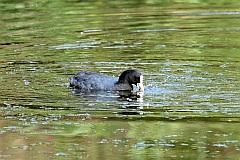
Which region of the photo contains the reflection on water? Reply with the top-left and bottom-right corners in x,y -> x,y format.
70,89 -> 144,102
0,0 -> 240,159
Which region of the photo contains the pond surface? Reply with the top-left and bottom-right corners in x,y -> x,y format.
0,0 -> 240,159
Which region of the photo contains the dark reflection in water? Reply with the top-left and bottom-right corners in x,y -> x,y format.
70,89 -> 144,102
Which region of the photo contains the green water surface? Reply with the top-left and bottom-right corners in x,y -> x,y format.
0,0 -> 239,159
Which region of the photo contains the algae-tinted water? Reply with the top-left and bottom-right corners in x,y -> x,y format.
0,0 -> 239,159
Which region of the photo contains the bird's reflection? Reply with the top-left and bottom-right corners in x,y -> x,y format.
69,88 -> 144,102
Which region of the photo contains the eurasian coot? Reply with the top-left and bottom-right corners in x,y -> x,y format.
69,70 -> 144,92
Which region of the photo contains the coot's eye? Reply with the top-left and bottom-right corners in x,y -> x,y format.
135,76 -> 139,83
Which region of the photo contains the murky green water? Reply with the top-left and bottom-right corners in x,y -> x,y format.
0,0 -> 240,159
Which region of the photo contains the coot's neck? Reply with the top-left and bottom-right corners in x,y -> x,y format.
114,81 -> 133,91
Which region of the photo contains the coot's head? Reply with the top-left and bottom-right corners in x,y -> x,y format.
117,70 -> 144,92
